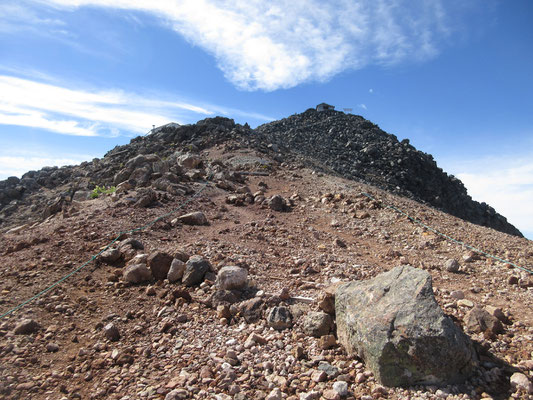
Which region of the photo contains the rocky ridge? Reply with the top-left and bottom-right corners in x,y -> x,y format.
0,110 -> 522,237
253,109 -> 522,237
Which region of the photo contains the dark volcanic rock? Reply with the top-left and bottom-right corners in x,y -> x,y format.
182,256 -> 211,286
254,109 -> 522,237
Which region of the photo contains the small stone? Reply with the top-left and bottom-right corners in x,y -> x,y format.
145,286 -> 157,296
450,290 -> 465,300
268,195 -> 288,212
318,362 -> 339,378
123,263 -> 152,283
318,292 -> 335,314
484,305 -> 507,323
216,266 -> 248,290
457,299 -> 474,308
334,238 -> 346,248
14,319 -> 40,335
279,287 -> 291,300
508,276 -> 519,285
444,258 -> 460,273
302,311 -> 333,337
322,389 -> 340,400
299,392 -> 321,400
319,334 -> 337,349
200,366 -> 213,379
333,381 -> 348,397
177,211 -> 208,226
182,256 -> 211,286
266,306 -> 293,330
103,323 -> 120,342
266,388 -> 282,400
217,305 -> 232,319
167,258 -> 186,282
147,251 -> 174,281
355,372 -> 366,384
46,342 -> 59,352
510,372 -> 533,394
311,370 -> 327,382
99,248 -> 122,264
116,353 -> 134,365
293,344 -> 305,360
465,307 -> 504,334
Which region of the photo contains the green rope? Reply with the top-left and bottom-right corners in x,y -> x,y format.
0,179 -> 212,320
361,192 -> 533,275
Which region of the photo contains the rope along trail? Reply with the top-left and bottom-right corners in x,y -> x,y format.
361,192 -> 533,275
0,179 -> 212,320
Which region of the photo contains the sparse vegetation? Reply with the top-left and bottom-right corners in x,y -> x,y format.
90,185 -> 116,199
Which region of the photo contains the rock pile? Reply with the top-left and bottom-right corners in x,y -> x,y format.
254,109 -> 522,236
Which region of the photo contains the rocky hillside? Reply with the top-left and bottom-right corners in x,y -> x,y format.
0,110 -> 522,237
0,121 -> 532,399
254,109 -> 522,237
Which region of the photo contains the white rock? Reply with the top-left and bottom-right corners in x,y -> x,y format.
266,388 -> 282,400
510,372 -> 533,393
333,381 -> 348,396
216,266 -> 248,290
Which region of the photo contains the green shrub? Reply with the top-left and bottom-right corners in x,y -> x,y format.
90,185 -> 116,199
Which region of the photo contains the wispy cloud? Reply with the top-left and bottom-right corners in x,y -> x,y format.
358,104 -> 368,110
0,71 -> 274,137
0,74 -> 218,137
445,154 -> 533,239
31,0 -> 465,91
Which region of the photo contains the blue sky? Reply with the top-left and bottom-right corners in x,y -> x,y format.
0,0 -> 532,239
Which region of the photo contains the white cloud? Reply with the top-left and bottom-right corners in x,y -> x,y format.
0,153 -> 94,180
0,74 -> 218,137
369,88 -> 374,94
447,155 -> 533,239
358,104 -> 367,110
32,0 -> 460,91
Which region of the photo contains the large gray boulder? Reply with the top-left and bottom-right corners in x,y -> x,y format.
335,265 -> 477,387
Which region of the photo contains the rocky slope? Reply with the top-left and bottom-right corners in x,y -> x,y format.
0,124 -> 532,400
253,109 -> 522,237
0,110 -> 522,238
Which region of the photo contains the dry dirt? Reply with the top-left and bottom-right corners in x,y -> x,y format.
0,147 -> 532,400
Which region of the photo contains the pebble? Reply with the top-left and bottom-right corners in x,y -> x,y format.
265,388 -> 282,400
457,299 -> 474,308
103,323 -> 121,341
444,258 -> 460,272
333,381 -> 348,396
14,318 -> 41,335
510,372 -> 533,393
46,342 -> 59,352
299,392 -> 321,400
311,370 -> 327,382
450,290 -> 465,300
322,389 -> 341,400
